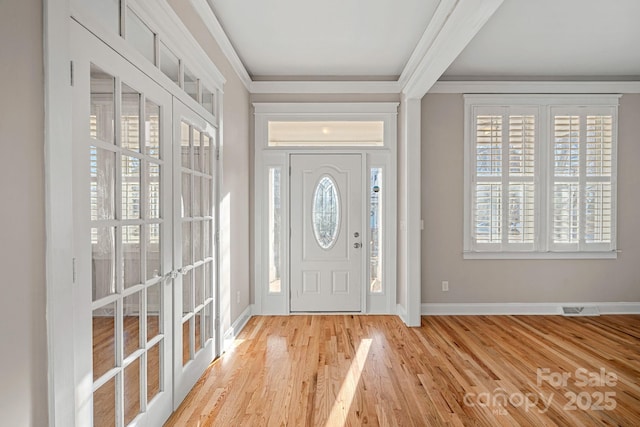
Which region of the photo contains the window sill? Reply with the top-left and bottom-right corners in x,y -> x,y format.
463,251 -> 619,260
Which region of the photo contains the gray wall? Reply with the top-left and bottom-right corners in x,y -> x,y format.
0,0 -> 48,425
168,0 -> 251,332
421,93 -> 640,303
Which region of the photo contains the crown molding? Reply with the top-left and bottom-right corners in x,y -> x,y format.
400,0 -> 504,99
190,0 -> 252,91
250,80 -> 401,94
430,80 -> 640,94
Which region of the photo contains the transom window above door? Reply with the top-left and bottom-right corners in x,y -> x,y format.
268,121 -> 384,146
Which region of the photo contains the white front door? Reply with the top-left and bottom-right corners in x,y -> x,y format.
290,154 -> 364,312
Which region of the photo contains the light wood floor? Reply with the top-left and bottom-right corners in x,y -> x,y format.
165,315 -> 640,426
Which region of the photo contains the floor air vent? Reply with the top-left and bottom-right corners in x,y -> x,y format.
562,306 -> 600,316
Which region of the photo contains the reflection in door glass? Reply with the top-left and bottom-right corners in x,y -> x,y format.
312,176 -> 340,249
90,64 -> 115,144
370,168 -> 383,293
121,83 -> 141,152
268,168 -> 281,293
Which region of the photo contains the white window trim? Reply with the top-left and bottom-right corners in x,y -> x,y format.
463,94 -> 621,260
253,103 -> 398,315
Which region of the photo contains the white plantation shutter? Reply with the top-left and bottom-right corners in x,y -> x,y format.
464,95 -> 618,258
550,108 -> 616,251
471,107 -> 537,251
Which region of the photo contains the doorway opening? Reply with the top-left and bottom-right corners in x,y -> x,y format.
253,103 -> 398,315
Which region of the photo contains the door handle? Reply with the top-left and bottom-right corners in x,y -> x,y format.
353,242 -> 362,249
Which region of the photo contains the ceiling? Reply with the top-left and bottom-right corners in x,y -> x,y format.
208,0 -> 439,79
443,0 -> 640,79
207,0 -> 640,82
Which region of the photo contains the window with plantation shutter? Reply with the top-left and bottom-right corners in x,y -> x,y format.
464,95 -> 619,259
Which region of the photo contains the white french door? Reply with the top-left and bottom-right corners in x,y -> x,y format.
71,20 -> 219,426
172,100 -> 219,407
72,21 -> 174,426
290,154 -> 364,312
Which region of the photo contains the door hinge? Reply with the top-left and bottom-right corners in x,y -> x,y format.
215,230 -> 220,243
72,257 -> 76,283
216,148 -> 220,161
289,165 -> 292,176
70,61 -> 74,86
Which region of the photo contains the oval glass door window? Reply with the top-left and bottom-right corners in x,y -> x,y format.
312,176 -> 340,249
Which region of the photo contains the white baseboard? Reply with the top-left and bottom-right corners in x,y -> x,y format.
396,304 -> 408,324
222,305 -> 253,353
421,302 -> 640,316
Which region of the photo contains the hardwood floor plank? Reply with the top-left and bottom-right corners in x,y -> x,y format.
164,315 -> 640,426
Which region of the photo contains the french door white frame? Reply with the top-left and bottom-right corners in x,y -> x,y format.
46,2 -> 225,424
172,99 -> 221,408
253,103 -> 399,315
71,20 -> 175,426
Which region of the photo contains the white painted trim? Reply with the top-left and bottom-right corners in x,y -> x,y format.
421,302 -> 640,316
431,81 -> 640,94
396,304 -> 408,324
44,0 -> 76,425
190,0 -> 252,90
222,305 -> 252,353
401,0 -> 505,98
130,0 -> 226,89
250,80 -> 401,94
253,102 -> 400,115
400,96 -> 421,327
398,0 -> 457,89
463,251 -> 619,260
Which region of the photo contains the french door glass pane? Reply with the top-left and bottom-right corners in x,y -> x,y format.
123,225 -> 141,288
193,129 -> 202,172
194,265 -> 204,307
146,223 -> 161,280
93,375 -> 116,427
182,222 -> 192,266
181,122 -> 191,168
147,342 -> 161,403
159,42 -> 179,86
123,292 -> 142,358
202,178 -> 211,218
204,302 -> 213,340
147,162 -> 160,219
182,321 -> 191,366
182,270 -> 192,315
181,173 -> 191,218
193,176 -> 201,217
91,147 -> 116,221
194,312 -> 202,354
93,302 -> 116,381
90,64 -> 115,144
202,87 -> 215,115
205,261 -> 212,300
126,7 -> 155,64
145,100 -> 160,158
193,221 -> 202,262
203,220 -> 211,258
146,283 -> 161,342
121,83 -> 141,152
122,156 -> 141,219
124,357 -> 141,425
92,227 -> 116,301
203,136 -> 212,175
184,67 -> 198,102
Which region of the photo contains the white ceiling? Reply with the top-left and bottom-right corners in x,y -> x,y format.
208,0 -> 439,79
443,0 -> 640,79
207,0 -> 640,82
